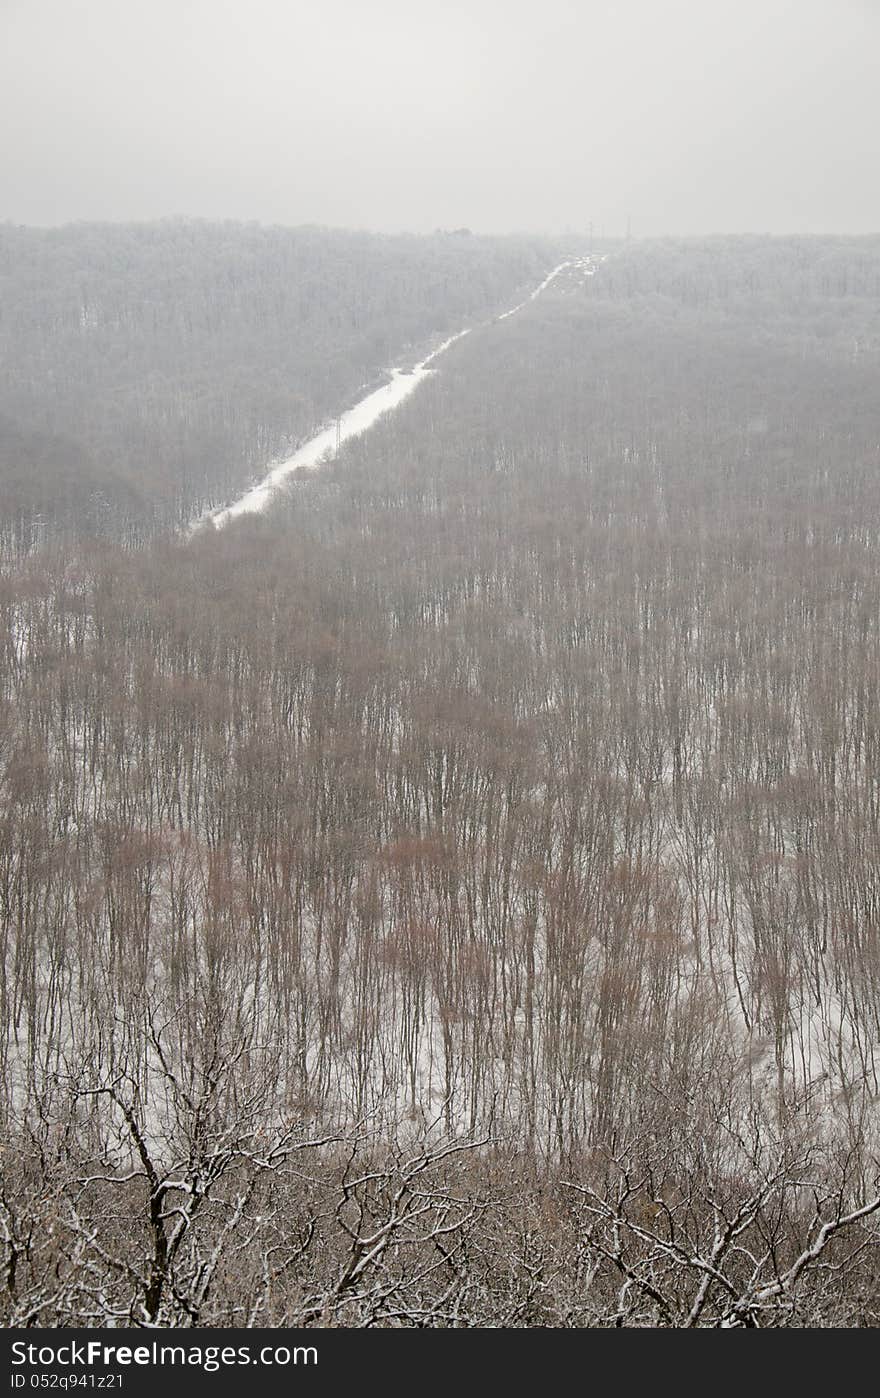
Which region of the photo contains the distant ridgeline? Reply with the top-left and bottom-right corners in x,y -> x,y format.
0,221 -> 555,547
2,228 -> 879,554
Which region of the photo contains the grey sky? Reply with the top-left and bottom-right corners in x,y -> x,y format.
2,0 -> 877,235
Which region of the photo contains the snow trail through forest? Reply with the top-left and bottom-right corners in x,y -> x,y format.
195,257 -> 596,531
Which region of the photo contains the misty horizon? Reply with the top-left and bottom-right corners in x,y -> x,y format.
2,0 -> 878,238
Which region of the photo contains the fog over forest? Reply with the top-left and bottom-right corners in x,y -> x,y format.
1,0 -> 880,1345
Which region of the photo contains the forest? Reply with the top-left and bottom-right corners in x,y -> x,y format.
0,222 -> 554,540
2,231 -> 880,1326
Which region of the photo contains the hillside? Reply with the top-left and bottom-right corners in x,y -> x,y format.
3,235 -> 880,1326
0,221 -> 557,541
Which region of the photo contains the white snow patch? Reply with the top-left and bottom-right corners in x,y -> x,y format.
496,259 -> 581,321
191,256 -> 606,533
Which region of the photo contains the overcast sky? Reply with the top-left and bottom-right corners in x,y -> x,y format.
2,0 -> 877,236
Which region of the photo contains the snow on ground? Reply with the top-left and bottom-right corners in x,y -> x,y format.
200,329 -> 472,530
495,259 -> 575,320
193,256 -> 602,533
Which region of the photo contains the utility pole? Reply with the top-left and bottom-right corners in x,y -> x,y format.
335,417 -> 341,457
